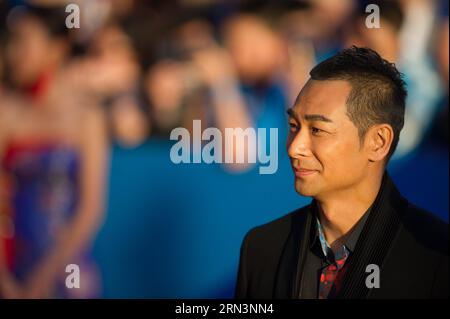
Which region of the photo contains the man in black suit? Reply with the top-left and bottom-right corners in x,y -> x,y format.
235,46 -> 449,299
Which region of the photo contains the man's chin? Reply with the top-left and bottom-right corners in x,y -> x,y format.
294,182 -> 317,197
295,189 -> 316,197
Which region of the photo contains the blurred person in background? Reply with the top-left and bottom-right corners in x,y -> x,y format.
144,17 -> 215,137
221,10 -> 290,147
275,1 -> 317,104
345,0 -> 444,159
0,42 -> 4,93
82,22 -> 150,148
0,4 -> 108,298
427,0 -> 449,146
0,0 -> 7,91
304,0 -> 356,60
60,0 -> 158,148
273,0 -> 356,62
145,14 -> 255,171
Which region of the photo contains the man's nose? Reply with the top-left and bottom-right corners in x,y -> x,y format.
287,129 -> 311,159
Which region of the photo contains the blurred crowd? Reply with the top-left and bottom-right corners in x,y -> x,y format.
0,0 -> 448,298
0,0 -> 448,149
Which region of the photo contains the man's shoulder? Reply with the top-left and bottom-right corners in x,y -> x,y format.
401,202 -> 449,255
244,204 -> 311,247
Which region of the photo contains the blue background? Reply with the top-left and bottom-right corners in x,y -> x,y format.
93,135 -> 448,298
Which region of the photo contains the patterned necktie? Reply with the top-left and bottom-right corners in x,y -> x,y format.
316,217 -> 350,299
318,248 -> 349,299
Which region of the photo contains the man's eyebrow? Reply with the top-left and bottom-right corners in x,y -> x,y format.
286,109 -> 333,123
304,114 -> 333,123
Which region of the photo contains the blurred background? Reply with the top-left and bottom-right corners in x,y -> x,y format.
0,0 -> 448,298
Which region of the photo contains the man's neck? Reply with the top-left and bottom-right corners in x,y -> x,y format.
315,172 -> 383,246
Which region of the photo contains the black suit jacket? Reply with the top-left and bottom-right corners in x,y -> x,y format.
235,172 -> 449,299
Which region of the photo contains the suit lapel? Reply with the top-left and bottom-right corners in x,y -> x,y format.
336,172 -> 408,299
273,205 -> 312,298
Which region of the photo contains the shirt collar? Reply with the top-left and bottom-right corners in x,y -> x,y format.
310,203 -> 372,260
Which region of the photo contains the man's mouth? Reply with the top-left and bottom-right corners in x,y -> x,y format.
292,167 -> 317,177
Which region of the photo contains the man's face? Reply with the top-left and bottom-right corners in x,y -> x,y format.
287,79 -> 369,199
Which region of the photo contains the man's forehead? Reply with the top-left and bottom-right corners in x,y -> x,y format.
291,79 -> 352,119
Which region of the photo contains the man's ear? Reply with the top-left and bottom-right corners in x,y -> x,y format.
366,124 -> 394,163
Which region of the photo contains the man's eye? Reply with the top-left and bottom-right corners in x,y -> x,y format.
311,127 -> 323,135
289,122 -> 298,130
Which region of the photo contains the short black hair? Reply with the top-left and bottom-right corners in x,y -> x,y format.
309,46 -> 407,162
